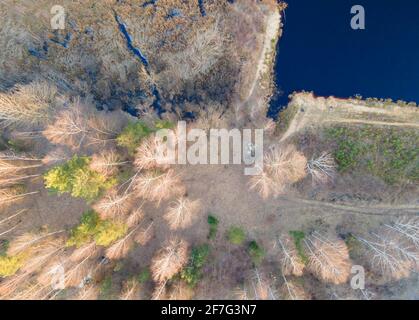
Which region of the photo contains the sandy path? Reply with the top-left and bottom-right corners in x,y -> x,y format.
243,8 -> 281,103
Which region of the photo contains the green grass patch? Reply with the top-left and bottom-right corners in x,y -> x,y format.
289,230 -> 308,265
6,139 -> 29,153
207,215 -> 219,240
180,244 -> 211,287
277,104 -> 298,135
247,241 -> 265,266
325,126 -> 419,184
344,233 -> 363,260
0,240 -> 9,257
154,120 -> 175,130
0,136 -> 8,151
99,276 -> 114,300
138,268 -> 151,284
227,227 -> 246,245
117,121 -> 153,155
116,120 -> 175,155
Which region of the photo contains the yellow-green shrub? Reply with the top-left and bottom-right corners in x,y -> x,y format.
66,210 -> 127,248
94,221 -> 128,247
0,254 -> 25,277
44,155 -> 116,201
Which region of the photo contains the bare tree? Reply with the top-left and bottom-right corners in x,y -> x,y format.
134,135 -> 174,171
34,241 -> 99,291
307,152 -> 336,186
164,197 -> 201,230
280,274 -> 310,300
249,115 -> 276,137
105,223 -> 143,260
13,284 -> 49,300
236,269 -> 277,300
385,217 -> 419,248
36,259 -> 66,289
1,237 -> 66,299
18,239 -> 65,276
151,281 -> 168,300
358,235 -> 412,280
234,287 -> 250,300
0,209 -> 27,237
250,269 -> 277,300
0,188 -> 38,208
277,236 -> 305,276
134,169 -> 185,205
167,281 -> 194,300
0,81 -> 57,127
162,23 -> 223,81
192,104 -> 231,132
5,277 -> 61,300
43,101 -> 89,149
358,288 -> 375,301
41,148 -> 70,166
77,285 -> 100,300
151,238 -> 188,283
7,230 -> 65,256
69,242 -> 99,263
358,217 -> 419,280
134,221 -> 154,246
0,159 -> 42,186
0,159 -> 42,175
265,144 -> 307,184
0,151 -> 43,162
93,190 -> 134,220
125,206 -> 144,228
249,144 -> 307,198
0,209 -> 26,227
248,168 -> 277,199
0,272 -> 29,299
64,256 -> 95,289
45,103 -> 126,150
304,232 -> 351,284
90,150 -> 128,178
119,279 -> 139,300
86,111 -> 126,147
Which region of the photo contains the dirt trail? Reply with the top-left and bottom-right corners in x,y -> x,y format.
324,118 -> 419,128
280,196 -> 419,216
280,92 -> 419,142
244,9 -> 281,102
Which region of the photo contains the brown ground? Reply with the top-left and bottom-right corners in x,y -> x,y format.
1,0 -> 418,300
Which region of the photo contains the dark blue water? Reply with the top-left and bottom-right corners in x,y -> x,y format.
142,0 -> 157,7
115,15 -> 150,68
198,0 -> 207,17
50,31 -> 72,48
268,0 -> 419,118
114,14 -> 163,116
